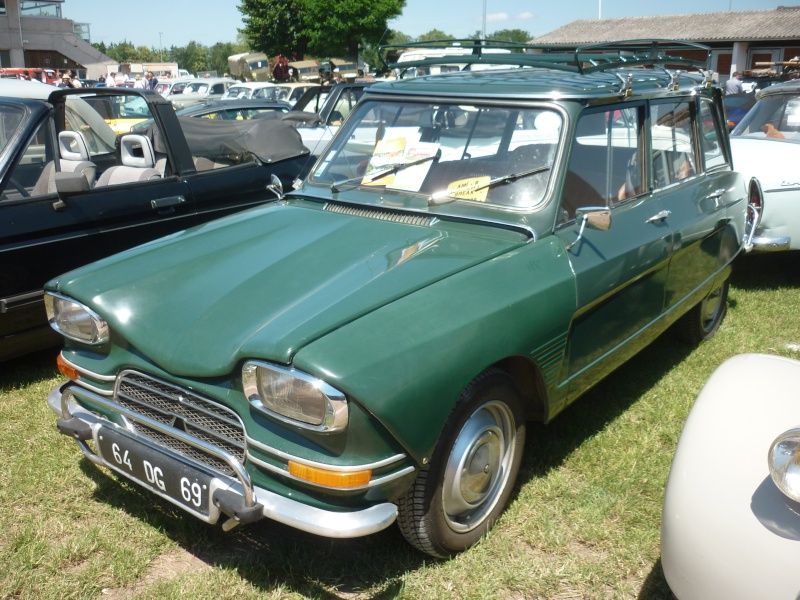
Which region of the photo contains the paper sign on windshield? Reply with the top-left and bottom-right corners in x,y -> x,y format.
445,177 -> 491,202
362,137 -> 406,186
388,142 -> 440,191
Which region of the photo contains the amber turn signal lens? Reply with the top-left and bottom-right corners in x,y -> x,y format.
56,354 -> 80,380
288,461 -> 372,488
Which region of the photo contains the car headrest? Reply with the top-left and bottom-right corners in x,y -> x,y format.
58,130 -> 91,161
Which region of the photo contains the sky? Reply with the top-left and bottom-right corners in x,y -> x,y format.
64,0 -> 783,51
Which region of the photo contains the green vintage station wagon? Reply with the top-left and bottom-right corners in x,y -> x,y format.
45,40 -> 755,557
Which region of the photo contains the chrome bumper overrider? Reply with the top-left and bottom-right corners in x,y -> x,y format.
750,235 -> 791,252
47,383 -> 398,538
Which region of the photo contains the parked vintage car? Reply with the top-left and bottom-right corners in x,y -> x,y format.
730,79 -> 800,251
154,78 -> 193,97
168,77 -> 237,109
44,40 -> 752,557
662,353 -> 800,599
0,82 -> 311,361
289,81 -> 373,155
221,81 -> 276,100
175,99 -> 292,120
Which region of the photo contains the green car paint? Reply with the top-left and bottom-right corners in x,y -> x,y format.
44,41 -> 752,556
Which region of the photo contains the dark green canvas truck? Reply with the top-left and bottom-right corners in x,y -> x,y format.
44,40 -> 757,557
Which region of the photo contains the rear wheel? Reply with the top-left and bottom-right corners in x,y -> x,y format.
396,369 -> 526,558
679,279 -> 729,344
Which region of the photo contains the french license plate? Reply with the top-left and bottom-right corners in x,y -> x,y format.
96,426 -> 213,517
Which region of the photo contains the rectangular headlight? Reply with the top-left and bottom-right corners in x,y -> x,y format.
242,361 -> 347,433
44,292 -> 109,345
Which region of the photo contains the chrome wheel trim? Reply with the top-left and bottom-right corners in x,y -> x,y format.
441,400 -> 517,533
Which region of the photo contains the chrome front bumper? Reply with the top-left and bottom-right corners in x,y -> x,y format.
47,383 -> 398,538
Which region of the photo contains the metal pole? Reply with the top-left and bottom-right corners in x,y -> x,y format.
482,0 -> 487,39
159,32 -> 163,62
599,0 -> 602,19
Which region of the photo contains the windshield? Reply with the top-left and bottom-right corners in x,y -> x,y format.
186,82 -> 210,94
0,103 -> 25,155
732,91 -> 800,140
310,100 -> 562,209
223,86 -> 252,99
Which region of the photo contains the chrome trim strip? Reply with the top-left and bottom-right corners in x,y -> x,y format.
57,383 -> 255,507
246,434 -> 407,472
246,450 -> 416,491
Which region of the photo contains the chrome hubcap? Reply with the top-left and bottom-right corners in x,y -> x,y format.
701,286 -> 723,331
442,400 -> 516,533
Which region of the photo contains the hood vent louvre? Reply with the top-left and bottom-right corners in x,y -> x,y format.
325,202 -> 432,226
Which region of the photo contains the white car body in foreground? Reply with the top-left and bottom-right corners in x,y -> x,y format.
662,353 -> 800,600
729,80 -> 800,252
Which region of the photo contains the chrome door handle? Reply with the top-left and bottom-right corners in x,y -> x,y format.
705,188 -> 726,200
646,210 -> 671,224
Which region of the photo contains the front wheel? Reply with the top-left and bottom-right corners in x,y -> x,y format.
679,279 -> 729,344
396,369 -> 526,558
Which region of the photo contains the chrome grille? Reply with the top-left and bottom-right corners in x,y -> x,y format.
114,371 -> 245,477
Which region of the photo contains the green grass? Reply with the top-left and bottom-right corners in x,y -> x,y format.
3,251 -> 800,599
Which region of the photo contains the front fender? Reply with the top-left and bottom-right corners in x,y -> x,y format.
293,236 -> 576,464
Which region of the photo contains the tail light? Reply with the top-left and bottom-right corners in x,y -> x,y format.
748,178 -> 763,212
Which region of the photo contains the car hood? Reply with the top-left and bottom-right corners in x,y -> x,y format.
53,202 -> 523,377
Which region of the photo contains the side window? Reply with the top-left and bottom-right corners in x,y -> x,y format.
560,106 -> 643,223
698,99 -> 727,170
1,117 -> 55,201
651,101 -> 698,189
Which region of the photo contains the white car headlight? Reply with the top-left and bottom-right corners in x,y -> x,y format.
768,428 -> 800,503
44,292 -> 109,345
242,361 -> 347,433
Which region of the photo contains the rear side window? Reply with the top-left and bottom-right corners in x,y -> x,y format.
651,101 -> 698,189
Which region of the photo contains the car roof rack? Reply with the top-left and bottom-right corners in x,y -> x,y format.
379,38 -> 710,77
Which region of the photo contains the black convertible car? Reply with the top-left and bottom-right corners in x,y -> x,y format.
0,81 -> 313,360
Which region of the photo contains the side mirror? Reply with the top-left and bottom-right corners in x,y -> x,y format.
566,207 -> 611,251
51,171 -> 91,210
266,174 -> 284,199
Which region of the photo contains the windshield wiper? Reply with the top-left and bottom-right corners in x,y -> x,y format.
330,149 -> 441,194
428,165 -> 551,206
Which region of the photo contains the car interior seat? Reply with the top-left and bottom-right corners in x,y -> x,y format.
31,130 -> 97,195
96,134 -> 160,186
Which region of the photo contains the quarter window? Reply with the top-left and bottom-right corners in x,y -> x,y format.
699,99 -> 727,170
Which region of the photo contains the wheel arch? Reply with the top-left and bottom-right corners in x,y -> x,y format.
491,355 -> 549,423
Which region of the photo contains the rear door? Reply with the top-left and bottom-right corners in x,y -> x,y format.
554,104 -> 673,399
655,95 -> 740,311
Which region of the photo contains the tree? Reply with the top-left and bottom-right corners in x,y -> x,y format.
361,29 -> 412,74
417,29 -> 454,42
170,41 -> 209,75
238,0 -> 309,58
489,29 -> 532,44
208,41 -> 248,76
303,0 -> 405,58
